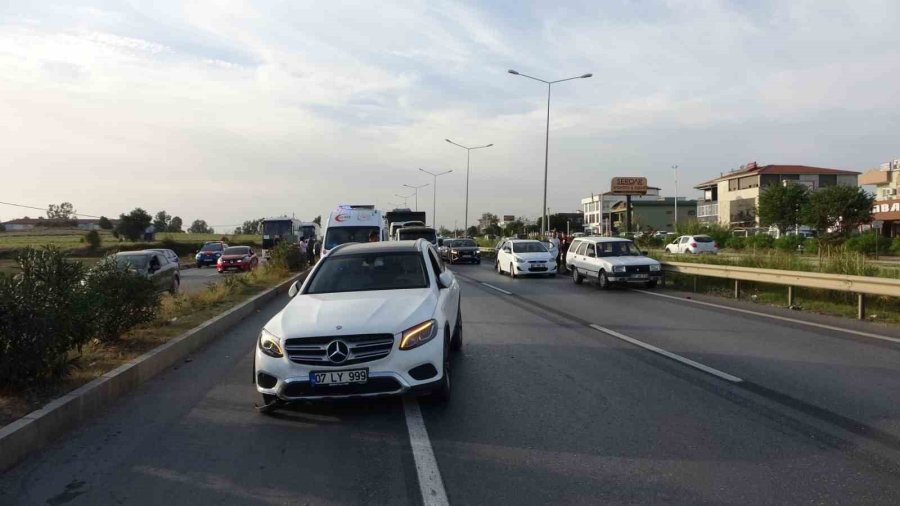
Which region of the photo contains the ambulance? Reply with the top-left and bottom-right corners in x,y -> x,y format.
321,205 -> 386,257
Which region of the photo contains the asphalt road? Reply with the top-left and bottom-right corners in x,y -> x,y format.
4,263 -> 900,504
179,266 -> 226,294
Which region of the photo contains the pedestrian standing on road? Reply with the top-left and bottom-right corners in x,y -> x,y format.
559,234 -> 569,273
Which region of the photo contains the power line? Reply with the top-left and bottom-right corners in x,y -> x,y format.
0,200 -> 103,219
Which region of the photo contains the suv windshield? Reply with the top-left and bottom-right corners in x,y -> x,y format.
223,247 -> 250,255
512,242 -> 548,253
324,226 -> 380,250
450,239 -> 476,248
305,252 -> 428,294
596,241 -> 643,256
201,243 -> 223,252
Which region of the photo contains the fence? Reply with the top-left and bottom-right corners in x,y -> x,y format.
661,261 -> 900,319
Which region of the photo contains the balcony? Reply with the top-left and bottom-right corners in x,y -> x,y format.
697,202 -> 718,218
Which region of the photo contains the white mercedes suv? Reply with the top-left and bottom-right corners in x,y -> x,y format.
254,239 -> 462,411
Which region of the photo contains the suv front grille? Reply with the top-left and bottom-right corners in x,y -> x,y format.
284,334 -> 395,366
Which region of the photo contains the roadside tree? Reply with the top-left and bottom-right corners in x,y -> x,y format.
98,216 -> 113,229
758,184 -> 809,235
168,216 -> 183,232
153,210 -> 172,233
115,208 -> 153,241
802,185 -> 874,237
47,202 -> 76,220
188,219 -> 213,234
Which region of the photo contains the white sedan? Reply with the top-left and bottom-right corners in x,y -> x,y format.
254,239 -> 462,411
495,239 -> 557,278
664,235 -> 719,254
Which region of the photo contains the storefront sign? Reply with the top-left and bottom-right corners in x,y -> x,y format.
872,198 -> 900,220
610,177 -> 648,195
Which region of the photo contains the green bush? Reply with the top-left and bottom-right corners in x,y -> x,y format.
803,238 -> 819,254
269,242 -> 307,272
774,235 -> 805,252
892,237 -> 900,256
84,230 -> 102,250
636,236 -> 663,249
0,247 -> 92,387
724,236 -> 746,250
745,234 -> 774,249
83,258 -> 160,342
845,231 -> 891,256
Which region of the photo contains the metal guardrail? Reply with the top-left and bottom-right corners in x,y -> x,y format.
661,261 -> 900,319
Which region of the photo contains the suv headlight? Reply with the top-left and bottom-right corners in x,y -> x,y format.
612,265 -> 626,272
649,264 -> 661,271
258,329 -> 284,358
400,319 -> 437,350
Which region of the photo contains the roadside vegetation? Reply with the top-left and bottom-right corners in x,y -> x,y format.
0,242 -> 307,428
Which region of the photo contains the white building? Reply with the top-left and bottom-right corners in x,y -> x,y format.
582,187 -> 687,233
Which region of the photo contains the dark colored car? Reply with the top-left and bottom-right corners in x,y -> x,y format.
147,248 -> 180,272
113,251 -> 180,294
195,241 -> 228,267
443,238 -> 481,264
217,246 -> 259,273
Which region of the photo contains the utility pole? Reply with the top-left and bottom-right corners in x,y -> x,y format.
673,164 -> 679,232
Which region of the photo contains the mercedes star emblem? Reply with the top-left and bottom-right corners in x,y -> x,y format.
326,340 -> 350,364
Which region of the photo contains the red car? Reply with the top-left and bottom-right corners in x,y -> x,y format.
217,246 -> 259,273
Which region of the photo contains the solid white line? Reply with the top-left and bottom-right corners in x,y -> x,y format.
634,289 -> 900,345
589,324 -> 744,383
403,397 -> 449,506
480,282 -> 513,295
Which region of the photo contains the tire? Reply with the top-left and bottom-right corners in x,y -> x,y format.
430,330 -> 451,402
475,260 -> 481,265
645,280 -> 658,289
496,260 -> 502,275
196,263 -> 202,269
450,304 -> 463,352
598,271 -> 611,290
169,276 -> 180,295
510,264 -> 516,279
572,267 -> 584,285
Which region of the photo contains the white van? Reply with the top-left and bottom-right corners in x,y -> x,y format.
321,205 -> 385,257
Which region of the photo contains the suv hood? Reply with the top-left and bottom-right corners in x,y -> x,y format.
602,255 -> 660,266
266,288 -> 437,339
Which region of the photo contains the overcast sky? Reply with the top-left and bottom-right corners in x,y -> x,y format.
3,0 -> 900,231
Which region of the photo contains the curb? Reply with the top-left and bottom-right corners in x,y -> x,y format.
0,269 -> 309,472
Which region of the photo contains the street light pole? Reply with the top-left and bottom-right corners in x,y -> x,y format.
445,139 -> 493,236
508,69 -> 592,237
402,183 -> 429,212
419,168 -> 453,229
672,164 -> 679,231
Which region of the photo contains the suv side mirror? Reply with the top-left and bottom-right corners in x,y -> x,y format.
438,271 -> 454,289
288,281 -> 300,298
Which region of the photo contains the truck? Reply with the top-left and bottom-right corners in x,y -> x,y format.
385,209 -> 427,240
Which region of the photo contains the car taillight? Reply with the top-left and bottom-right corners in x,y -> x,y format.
690,242 -> 697,248
217,257 -> 223,264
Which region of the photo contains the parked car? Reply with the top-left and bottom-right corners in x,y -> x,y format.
195,241 -> 228,267
113,250 -> 180,294
566,237 -> 661,289
664,235 -> 718,254
147,248 -> 180,271
217,246 -> 259,273
443,238 -> 481,264
253,239 -> 461,410
495,239 -> 556,277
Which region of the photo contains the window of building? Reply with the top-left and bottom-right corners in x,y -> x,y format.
819,174 -> 837,187
738,176 -> 758,190
688,210 -> 696,216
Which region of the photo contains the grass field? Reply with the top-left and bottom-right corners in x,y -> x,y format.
0,229 -> 261,254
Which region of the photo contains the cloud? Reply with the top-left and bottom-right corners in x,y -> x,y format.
2,0 -> 900,229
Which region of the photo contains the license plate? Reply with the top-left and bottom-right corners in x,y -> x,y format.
310,368 -> 368,385
631,273 -> 649,279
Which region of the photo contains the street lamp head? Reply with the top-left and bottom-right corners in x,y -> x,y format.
486,143 -> 494,147
581,73 -> 593,78
444,139 -> 452,143
508,69 -> 519,75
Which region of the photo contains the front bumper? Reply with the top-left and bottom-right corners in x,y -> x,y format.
217,262 -> 251,272
516,263 -> 557,275
450,252 -> 480,263
255,333 -> 445,401
608,271 -> 663,283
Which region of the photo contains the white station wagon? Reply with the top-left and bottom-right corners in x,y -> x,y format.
565,237 -> 662,289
